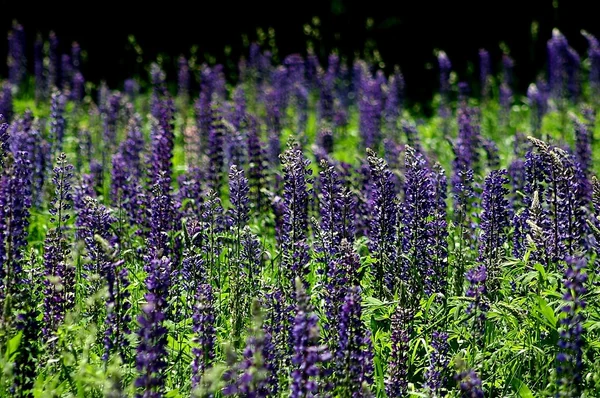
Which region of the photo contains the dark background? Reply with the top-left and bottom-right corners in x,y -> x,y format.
1,0 -> 598,107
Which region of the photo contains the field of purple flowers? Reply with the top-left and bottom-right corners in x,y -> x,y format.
1,22 -> 600,397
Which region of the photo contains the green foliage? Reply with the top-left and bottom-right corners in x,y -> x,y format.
2,54 -> 600,398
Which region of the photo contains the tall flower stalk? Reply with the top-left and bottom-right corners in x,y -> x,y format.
386,306 -> 413,397
228,165 -> 251,340
290,279 -> 331,398
333,286 -> 373,396
315,159 -> 355,273
0,151 -> 33,324
556,256 -> 587,398
42,153 -> 75,340
280,143 -> 312,288
135,256 -> 172,398
366,148 -> 397,298
191,283 -> 216,389
401,146 -> 436,303
478,170 -> 510,298
424,331 -> 450,397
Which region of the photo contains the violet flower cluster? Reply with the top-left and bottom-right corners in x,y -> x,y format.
334,286 -> 373,396
386,306 -> 413,397
290,279 -> 331,398
280,143 -> 312,287
135,256 -> 172,398
42,153 -> 75,340
455,369 -> 484,398
0,150 -> 33,298
556,256 -> 587,397
366,148 -> 397,297
191,283 -> 216,389
478,169 -> 510,296
401,146 -> 437,300
424,331 -> 450,397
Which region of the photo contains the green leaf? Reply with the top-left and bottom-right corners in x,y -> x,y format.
4,331 -> 23,361
363,296 -> 384,307
423,293 -> 437,313
533,262 -> 546,279
511,377 -> 534,398
535,296 -> 557,329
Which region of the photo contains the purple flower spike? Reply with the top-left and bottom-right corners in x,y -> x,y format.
104,260 -> 131,362
466,264 -> 488,335
229,164 -> 250,231
42,154 -> 75,340
572,115 -> 592,177
334,286 -> 373,396
280,143 -> 312,287
479,49 -> 491,99
222,301 -> 277,397
34,35 -> 45,102
48,31 -> 60,89
148,172 -> 178,259
358,69 -> 383,150
316,159 -> 354,263
191,283 -> 216,388
402,146 -> 439,300
0,151 -> 33,297
0,83 -> 14,124
49,89 -> 67,154
583,31 -> 600,100
424,331 -> 450,396
290,279 -> 331,398
7,23 -> 26,87
178,56 -> 190,100
438,51 -> 452,119
455,369 -> 484,398
366,148 -> 397,297
527,83 -> 547,136
207,105 -> 225,193
478,169 -> 510,295
384,67 -> 404,136
135,256 -> 172,398
556,256 -> 587,397
386,306 -> 413,397
547,29 -> 580,101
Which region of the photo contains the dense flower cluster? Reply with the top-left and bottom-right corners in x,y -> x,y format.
556,256 -> 587,397
49,89 -> 66,154
290,280 -> 331,398
0,151 -> 32,286
386,306 -> 413,397
478,169 -> 510,296
401,146 -> 437,300
455,369 -> 484,398
191,283 -> 216,388
424,331 -> 450,397
334,286 -> 373,396
366,148 -> 397,297
42,153 -> 75,339
136,256 -> 172,398
280,143 -> 312,287
2,23 -> 600,398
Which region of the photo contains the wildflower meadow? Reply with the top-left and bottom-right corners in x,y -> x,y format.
0,21 -> 599,397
